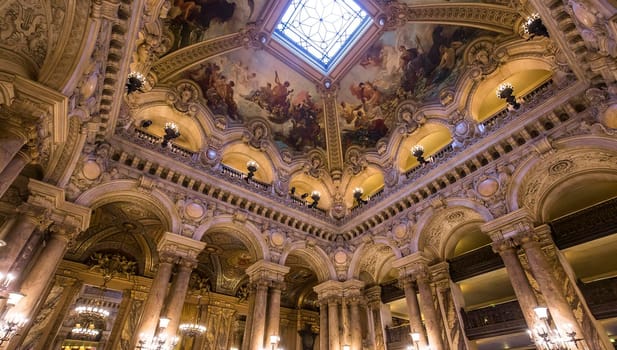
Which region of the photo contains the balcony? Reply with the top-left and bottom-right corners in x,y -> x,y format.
460,300 -> 527,340
578,277 -> 617,320
448,245 -> 504,282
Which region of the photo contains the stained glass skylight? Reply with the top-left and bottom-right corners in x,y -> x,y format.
274,0 -> 371,73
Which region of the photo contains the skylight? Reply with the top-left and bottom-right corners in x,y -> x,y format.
274,0 -> 371,73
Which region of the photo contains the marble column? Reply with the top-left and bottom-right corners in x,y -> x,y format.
492,239 -> 539,329
319,301 -> 328,350
135,255 -> 174,341
365,286 -> 385,350
349,297 -> 363,350
250,280 -> 269,350
0,203 -> 47,274
327,297 -> 341,350
7,225 -> 75,320
416,271 -> 444,350
0,151 -> 31,199
242,285 -> 256,350
401,277 -> 428,349
266,281 -> 285,341
519,233 -> 586,339
164,259 -> 196,336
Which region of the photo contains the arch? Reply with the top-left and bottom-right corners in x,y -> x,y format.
220,142 -> 275,183
70,227 -> 155,277
196,215 -> 269,261
281,241 -> 336,282
468,55 -> 555,122
75,179 -> 182,234
416,203 -> 488,260
348,238 -> 401,282
396,122 -> 453,172
508,136 -> 617,220
441,220 -> 489,259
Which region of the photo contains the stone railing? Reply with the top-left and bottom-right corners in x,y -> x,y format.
578,277 -> 617,320
460,300 -> 527,340
448,245 -> 504,282
550,196 -> 617,249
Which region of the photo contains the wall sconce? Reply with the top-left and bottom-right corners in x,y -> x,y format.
126,72 -> 146,94
246,160 -> 259,182
162,122 -> 181,147
523,13 -> 549,39
0,314 -> 28,346
411,145 -> 433,165
496,83 -> 521,110
528,306 -> 582,350
270,335 -> 280,350
353,187 -> 368,206
308,191 -> 320,209
136,317 -> 178,350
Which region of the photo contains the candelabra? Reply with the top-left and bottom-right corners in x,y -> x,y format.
126,72 -> 146,94
496,83 -> 521,110
523,13 -> 549,39
162,122 -> 181,147
0,315 -> 28,346
411,145 -> 433,165
246,160 -> 259,182
353,187 -> 368,206
308,191 -> 320,209
528,307 -> 582,350
71,323 -> 100,338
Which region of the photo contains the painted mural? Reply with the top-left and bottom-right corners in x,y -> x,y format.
186,50 -> 326,153
338,24 -> 490,153
164,0 -> 267,51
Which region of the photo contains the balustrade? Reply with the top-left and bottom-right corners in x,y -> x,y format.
460,300 -> 527,340
447,245 -> 504,282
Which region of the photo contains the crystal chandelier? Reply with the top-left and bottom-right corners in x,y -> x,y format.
179,293 -> 207,338
71,323 -> 100,338
126,72 -> 146,94
162,122 -> 181,147
74,304 -> 110,319
179,323 -> 206,337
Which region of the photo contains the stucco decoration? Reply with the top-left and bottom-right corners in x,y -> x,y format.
416,206 -> 485,259
514,147 -> 617,218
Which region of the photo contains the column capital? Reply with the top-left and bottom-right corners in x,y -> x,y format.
246,260 -> 289,284
342,279 -> 365,296
481,208 -> 536,242
157,231 -> 206,261
392,251 -> 432,279
177,257 -> 199,270
313,279 -> 343,300
429,261 -> 449,283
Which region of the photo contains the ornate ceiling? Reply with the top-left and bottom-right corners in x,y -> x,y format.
118,0 -> 553,225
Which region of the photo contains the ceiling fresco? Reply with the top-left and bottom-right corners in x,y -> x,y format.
184,49 -> 327,153
337,24 -> 493,153
164,0 -> 268,51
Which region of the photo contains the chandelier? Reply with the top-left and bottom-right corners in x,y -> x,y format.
179,323 -> 206,337
74,305 -> 110,320
71,323 -> 100,338
179,293 -> 207,338
353,187 -> 368,206
528,307 -> 582,350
